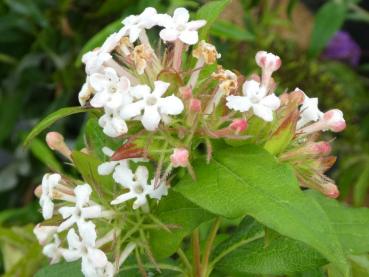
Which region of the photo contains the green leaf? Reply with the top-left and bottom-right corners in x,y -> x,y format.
214,217 -> 327,275
149,191 -> 214,259
85,116 -> 121,160
353,162 -> 369,206
71,151 -> 115,198
76,20 -> 122,67
308,2 -> 347,58
307,191 -> 369,255
196,0 -> 231,40
24,107 -> 89,146
35,261 -> 82,277
175,143 -> 349,275
210,20 -> 255,42
28,138 -> 62,172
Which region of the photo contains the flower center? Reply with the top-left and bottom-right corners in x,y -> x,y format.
109,85 -> 118,94
134,184 -> 144,194
177,24 -> 186,32
75,207 -> 82,218
146,96 -> 158,106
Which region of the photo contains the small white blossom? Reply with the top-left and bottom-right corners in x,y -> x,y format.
98,108 -> 128,138
297,91 -> 323,129
40,173 -> 62,220
158,8 -> 206,45
90,67 -> 132,110
111,165 -> 168,209
120,81 -> 184,131
33,224 -> 58,245
82,50 -> 112,75
43,234 -> 63,264
226,80 -> 280,122
121,7 -> 159,43
62,222 -> 109,277
58,184 -> 102,232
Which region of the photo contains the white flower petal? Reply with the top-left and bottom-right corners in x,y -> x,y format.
62,249 -> 81,262
90,92 -> 109,108
179,30 -> 198,45
135,166 -> 149,185
75,184 -> 92,206
159,28 -> 178,42
260,94 -> 280,110
111,191 -> 136,205
81,206 -> 102,219
57,216 -> 76,232
98,161 -> 117,175
41,197 -> 54,220
159,95 -> 184,115
90,73 -> 108,92
67,228 -> 82,249
153,81 -> 170,97
87,248 -> 108,268
113,163 -> 134,187
142,105 -> 161,131
226,96 -> 251,112
120,101 -> 145,120
187,20 -> 207,30
252,104 -> 274,122
59,206 -> 75,219
173,7 -> 189,24
78,221 -> 97,247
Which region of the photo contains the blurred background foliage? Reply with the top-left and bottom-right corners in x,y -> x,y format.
0,0 -> 369,276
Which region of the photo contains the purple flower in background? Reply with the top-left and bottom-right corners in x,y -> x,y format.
322,31 -> 361,66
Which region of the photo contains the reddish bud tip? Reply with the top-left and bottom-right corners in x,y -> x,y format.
311,142 -> 331,155
189,98 -> 202,112
180,86 -> 192,100
230,119 -> 248,132
170,148 -> 189,168
325,185 -> 340,199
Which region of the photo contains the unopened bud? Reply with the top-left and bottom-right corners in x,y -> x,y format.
33,224 -> 58,245
309,141 -> 331,155
255,51 -> 282,73
34,185 -> 42,198
46,132 -> 72,160
323,109 -> 346,132
189,98 -> 202,112
230,119 -> 248,133
170,148 -> 189,168
322,183 -> 340,199
180,86 -> 192,100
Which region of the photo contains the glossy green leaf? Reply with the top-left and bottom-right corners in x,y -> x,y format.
85,116 -> 121,161
28,138 -> 62,172
149,191 -> 214,259
71,151 -> 115,198
175,144 -> 349,275
196,0 -> 231,40
307,191 -> 369,255
24,107 -> 89,146
35,261 -> 82,277
308,2 -> 347,58
210,20 -> 255,42
214,217 -> 326,275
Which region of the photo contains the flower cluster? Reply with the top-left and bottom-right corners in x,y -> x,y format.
33,6 -> 346,277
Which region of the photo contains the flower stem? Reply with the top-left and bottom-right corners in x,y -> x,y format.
177,248 -> 192,274
173,40 -> 184,72
201,217 -> 220,277
192,229 -> 202,277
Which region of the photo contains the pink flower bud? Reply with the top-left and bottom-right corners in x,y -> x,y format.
180,86 -> 192,100
170,148 -> 189,168
46,132 -> 72,160
310,141 -> 331,155
230,119 -> 248,132
323,183 -> 340,199
189,98 -> 202,112
323,109 -> 346,132
255,51 -> 282,73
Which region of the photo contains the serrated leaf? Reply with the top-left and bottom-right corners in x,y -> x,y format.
35,261 -> 82,277
308,2 -> 347,58
196,0 -> 231,40
214,218 -> 326,275
149,191 -> 214,259
24,107 -> 89,146
174,143 -> 349,275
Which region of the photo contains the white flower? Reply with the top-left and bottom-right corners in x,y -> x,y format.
40,173 -> 62,220
158,8 -> 206,45
120,81 -> 184,131
226,80 -> 280,122
90,67 -> 132,110
98,108 -> 128,138
121,7 -> 158,43
100,32 -> 124,53
33,224 -> 58,245
111,165 -> 168,209
43,234 -> 63,264
79,77 -> 94,106
62,222 -> 109,277
82,50 -> 112,75
297,90 -> 323,129
58,184 -> 102,232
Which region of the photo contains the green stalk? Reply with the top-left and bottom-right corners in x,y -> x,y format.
201,217 -> 221,277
